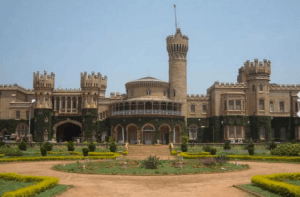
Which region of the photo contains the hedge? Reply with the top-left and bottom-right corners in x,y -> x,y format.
87,152 -> 119,156
180,152 -> 216,159
0,155 -> 119,163
251,173 -> 300,196
0,154 -> 4,158
122,150 -> 128,155
171,150 -> 177,155
0,172 -> 59,197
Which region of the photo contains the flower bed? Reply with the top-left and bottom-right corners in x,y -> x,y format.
88,152 -> 119,156
251,172 -> 300,197
0,172 -> 59,197
0,155 -> 119,163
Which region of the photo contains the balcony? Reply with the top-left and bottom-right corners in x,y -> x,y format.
111,109 -> 181,116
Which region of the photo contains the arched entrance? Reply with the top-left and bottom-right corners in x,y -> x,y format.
159,124 -> 171,145
174,125 -> 181,143
115,125 -> 124,143
53,120 -> 82,142
142,124 -> 155,145
126,124 -> 138,144
0,129 -> 8,140
15,123 -> 29,142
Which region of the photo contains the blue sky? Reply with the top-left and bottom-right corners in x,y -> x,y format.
0,0 -> 299,96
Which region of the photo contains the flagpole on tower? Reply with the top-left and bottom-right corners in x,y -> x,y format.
174,5 -> 177,30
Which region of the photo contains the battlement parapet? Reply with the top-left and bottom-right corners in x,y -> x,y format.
81,71 -> 107,89
0,84 -> 34,93
110,92 -> 125,99
33,71 -> 55,89
187,93 -> 210,100
207,82 -> 246,93
269,83 -> 300,90
240,59 -> 271,76
166,28 -> 189,57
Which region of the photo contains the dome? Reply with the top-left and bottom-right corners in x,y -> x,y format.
126,76 -> 168,84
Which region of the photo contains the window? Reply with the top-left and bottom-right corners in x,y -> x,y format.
189,126 -> 197,140
201,119 -> 209,127
259,127 -> 265,139
270,102 -> 274,112
252,85 -> 255,92
236,100 -> 241,110
191,105 -> 195,113
224,100 -> 227,110
280,127 -> 286,139
16,111 -> 20,119
202,105 -> 207,113
146,90 -> 151,95
236,126 -> 242,138
279,102 -> 285,112
26,111 -> 30,120
260,84 -> 263,91
259,99 -> 264,110
229,126 -> 234,138
229,100 -> 234,110
131,90 -> 134,97
173,89 -> 176,97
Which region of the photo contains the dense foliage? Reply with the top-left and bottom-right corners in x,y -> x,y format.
40,147 -> 47,156
109,137 -> 117,152
181,135 -> 188,152
67,141 -> 75,151
82,148 -> 89,156
18,141 -> 27,151
42,142 -> 53,151
141,155 -> 162,169
223,141 -> 231,150
271,143 -> 300,156
88,142 -> 96,152
0,146 -> 23,156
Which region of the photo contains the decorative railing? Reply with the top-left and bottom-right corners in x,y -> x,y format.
112,110 -> 182,116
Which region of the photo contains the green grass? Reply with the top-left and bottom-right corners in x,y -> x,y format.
52,158 -> 249,175
0,179 -> 70,197
240,184 -> 281,197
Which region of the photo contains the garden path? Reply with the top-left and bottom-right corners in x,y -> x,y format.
126,145 -> 176,160
1,161 -> 300,197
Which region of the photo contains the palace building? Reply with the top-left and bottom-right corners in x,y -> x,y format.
0,28 -> 300,144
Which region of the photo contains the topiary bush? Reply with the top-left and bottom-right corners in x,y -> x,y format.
181,135 -> 189,152
2,147 -> 23,156
224,141 -> 231,150
42,142 -> 53,151
18,141 -> 27,151
271,143 -> 300,156
203,145 -> 211,152
82,148 -> 89,156
67,141 -> 75,151
210,148 -> 217,155
269,141 -> 277,150
248,148 -> 255,155
109,137 -> 117,152
88,142 -> 96,152
40,147 -> 47,156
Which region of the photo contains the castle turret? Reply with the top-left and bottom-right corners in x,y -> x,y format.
33,71 -> 55,109
167,28 -> 189,117
80,71 -> 107,109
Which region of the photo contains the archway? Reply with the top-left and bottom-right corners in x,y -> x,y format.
53,120 -> 82,142
142,124 -> 155,145
174,125 -> 181,143
56,123 -> 81,142
126,124 -> 138,144
115,125 -> 124,143
159,124 -> 171,144
0,129 -> 8,140
15,123 -> 29,142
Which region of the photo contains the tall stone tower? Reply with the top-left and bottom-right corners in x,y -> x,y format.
167,28 -> 189,117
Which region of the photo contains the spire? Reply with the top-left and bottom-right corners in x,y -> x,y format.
174,5 -> 178,31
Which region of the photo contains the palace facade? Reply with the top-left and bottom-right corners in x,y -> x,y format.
0,28 -> 300,144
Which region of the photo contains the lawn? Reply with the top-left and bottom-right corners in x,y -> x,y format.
52,158 -> 249,175
0,179 -> 70,197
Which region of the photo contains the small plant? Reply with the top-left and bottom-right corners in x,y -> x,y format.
83,141 -> 88,145
198,157 -> 216,167
67,141 -> 75,151
269,141 -> 277,150
82,148 -> 89,156
122,150 -> 128,155
171,150 -> 177,155
203,145 -> 211,152
40,147 -> 47,156
42,142 -> 53,151
223,141 -> 231,150
18,140 -> 27,151
88,142 -> 96,152
141,155 -> 162,169
210,148 -> 217,155
215,155 -> 229,164
109,137 -> 117,152
248,148 -> 255,155
181,135 -> 188,152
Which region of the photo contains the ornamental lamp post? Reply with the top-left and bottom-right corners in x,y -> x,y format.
28,99 -> 36,145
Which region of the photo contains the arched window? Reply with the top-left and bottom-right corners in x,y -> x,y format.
189,125 -> 197,140
260,84 -> 263,91
191,105 -> 195,113
252,85 -> 255,92
202,105 -> 207,113
146,90 -> 151,95
279,102 -> 285,112
16,111 -> 20,119
259,127 -> 265,139
259,99 -> 264,110
280,127 -> 286,139
270,102 -> 274,112
173,89 -> 176,97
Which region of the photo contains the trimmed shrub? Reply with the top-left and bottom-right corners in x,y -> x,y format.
109,137 -> 117,152
67,141 -> 75,151
181,144 -> 188,152
40,147 -> 47,156
223,141 -> 231,150
210,148 -> 217,155
171,150 -> 177,155
4,148 -> 23,156
271,143 -> 300,156
203,145 -> 211,152
122,150 -> 128,155
18,141 -> 27,151
248,148 -> 255,155
141,155 -> 162,169
82,148 -> 89,156
88,142 -> 96,152
42,142 -> 53,151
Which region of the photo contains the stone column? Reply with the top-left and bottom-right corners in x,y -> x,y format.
76,97 -> 79,113
234,126 -> 237,139
144,102 -> 145,114
122,127 -> 125,143
59,97 -> 62,113
64,96 -> 67,113
71,97 -> 73,113
151,102 -> 153,114
54,97 -> 57,111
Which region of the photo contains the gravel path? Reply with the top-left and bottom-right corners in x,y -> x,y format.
0,146 -> 299,197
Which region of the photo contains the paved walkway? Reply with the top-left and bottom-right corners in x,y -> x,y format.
126,145 -> 176,160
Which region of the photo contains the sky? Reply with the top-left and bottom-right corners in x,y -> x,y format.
0,0 -> 300,96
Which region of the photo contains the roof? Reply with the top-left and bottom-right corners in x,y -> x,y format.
126,76 -> 168,84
